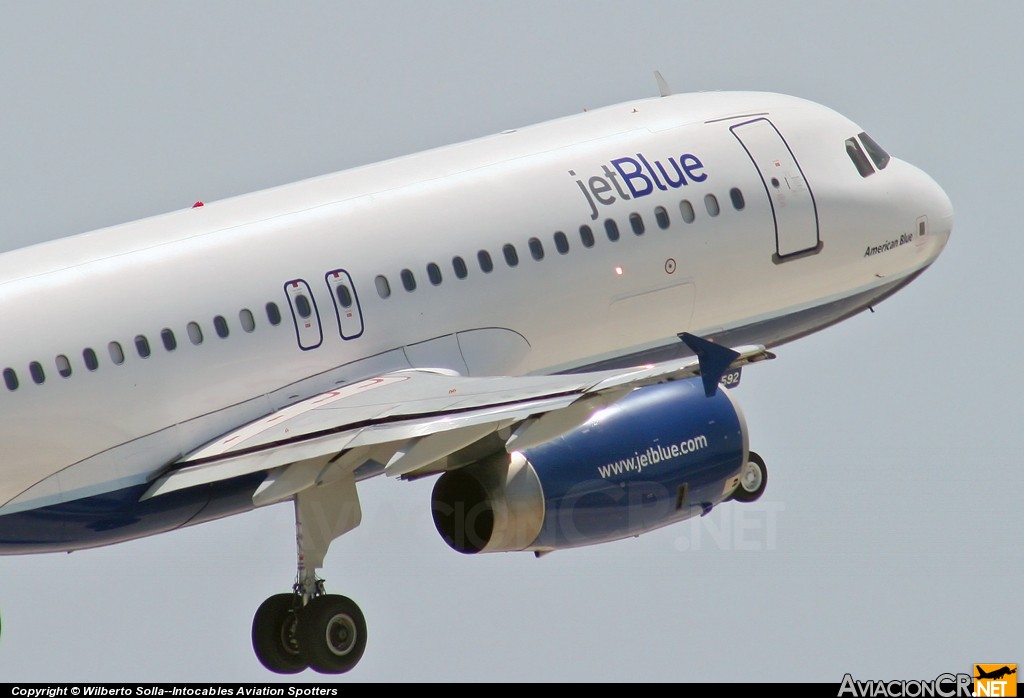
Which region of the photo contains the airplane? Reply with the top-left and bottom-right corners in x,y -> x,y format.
976,666 -> 1017,681
0,83 -> 952,675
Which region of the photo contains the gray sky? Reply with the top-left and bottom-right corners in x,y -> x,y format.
0,0 -> 1018,682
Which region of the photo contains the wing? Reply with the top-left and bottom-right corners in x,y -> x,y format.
143,341 -> 773,506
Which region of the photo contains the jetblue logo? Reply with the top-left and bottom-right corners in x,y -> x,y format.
571,151 -> 707,220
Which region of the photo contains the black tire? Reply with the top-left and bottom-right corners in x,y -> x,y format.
252,593 -> 307,674
299,594 -> 367,674
731,451 -> 767,503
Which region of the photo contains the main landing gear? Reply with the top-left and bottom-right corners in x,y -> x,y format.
251,471 -> 367,674
730,451 -> 768,503
251,585 -> 367,674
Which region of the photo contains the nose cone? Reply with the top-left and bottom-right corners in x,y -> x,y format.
918,166 -> 954,259
931,179 -> 953,245
905,158 -> 950,262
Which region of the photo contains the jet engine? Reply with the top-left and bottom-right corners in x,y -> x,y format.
431,377 -> 754,554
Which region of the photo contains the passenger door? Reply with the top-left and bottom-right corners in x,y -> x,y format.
731,118 -> 820,260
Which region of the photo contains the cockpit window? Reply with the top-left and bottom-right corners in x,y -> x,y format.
858,132 -> 890,170
845,137 -> 874,178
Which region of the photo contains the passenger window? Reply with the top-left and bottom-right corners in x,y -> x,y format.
29,361 -> 44,384
528,237 -> 544,260
214,316 -> 230,338
83,348 -> 99,371
135,335 -> 151,358
239,309 -> 256,333
56,354 -> 72,378
478,250 -> 494,273
554,231 -> 569,254
858,132 -> 890,170
704,194 -> 720,217
375,275 -> 391,299
605,219 -> 620,241
680,200 -> 695,223
266,302 -> 283,325
503,243 -> 519,267
161,328 -> 177,351
335,284 -> 353,308
187,322 -> 204,345
294,294 -> 313,318
3,368 -> 17,391
427,263 -> 442,286
452,256 -> 468,279
729,188 -> 745,211
401,269 -> 417,292
845,138 -> 875,177
109,341 -> 125,365
655,206 -> 670,230
579,225 -> 595,248
629,213 -> 645,235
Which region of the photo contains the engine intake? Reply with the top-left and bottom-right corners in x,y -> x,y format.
431,451 -> 544,554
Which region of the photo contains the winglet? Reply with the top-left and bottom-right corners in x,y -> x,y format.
654,70 -> 672,97
679,333 -> 740,397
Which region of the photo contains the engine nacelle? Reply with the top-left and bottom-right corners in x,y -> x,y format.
431,377 -> 748,554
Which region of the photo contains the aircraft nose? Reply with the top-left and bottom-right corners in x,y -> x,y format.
907,163 -> 953,259
929,179 -> 954,247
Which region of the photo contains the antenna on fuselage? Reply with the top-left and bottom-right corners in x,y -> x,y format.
654,70 -> 672,97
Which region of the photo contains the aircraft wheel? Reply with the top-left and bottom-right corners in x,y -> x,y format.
299,594 -> 367,674
731,451 -> 767,502
252,593 -> 307,674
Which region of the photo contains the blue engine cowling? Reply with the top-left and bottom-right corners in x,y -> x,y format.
431,377 -> 748,554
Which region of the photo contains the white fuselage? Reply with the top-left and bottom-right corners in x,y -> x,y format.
0,92 -> 951,520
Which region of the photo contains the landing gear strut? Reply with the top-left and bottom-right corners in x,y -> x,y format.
251,471 -> 367,674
